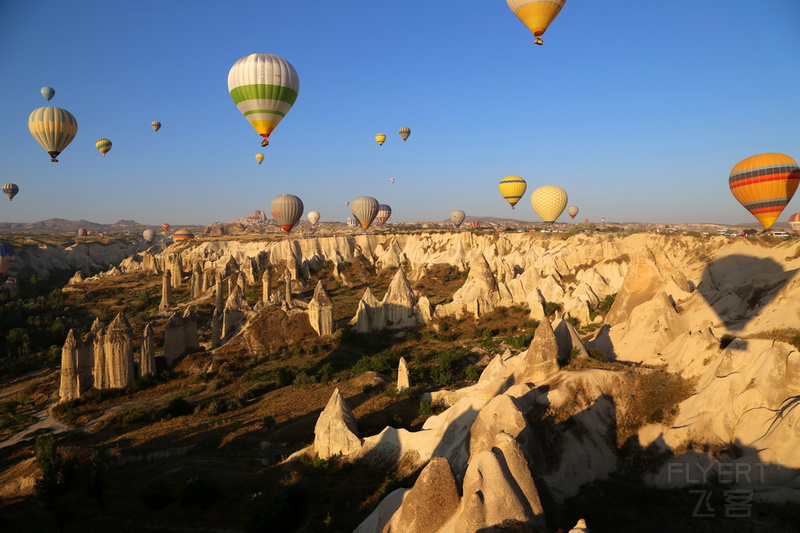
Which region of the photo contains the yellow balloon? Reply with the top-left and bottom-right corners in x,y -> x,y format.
28,106 -> 78,162
255,153 -> 265,164
499,176 -> 527,209
531,185 -> 568,222
507,0 -> 568,45
375,133 -> 386,146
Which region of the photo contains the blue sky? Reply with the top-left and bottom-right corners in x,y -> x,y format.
1,1 -> 799,226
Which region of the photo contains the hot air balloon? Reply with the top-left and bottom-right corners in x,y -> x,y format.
450,209 -> 466,229
270,194 -> 304,233
28,107 -> 78,162
255,153 -> 265,164
567,205 -> 579,219
399,127 -> 411,142
142,229 -> 155,242
345,201 -> 350,206
77,228 -> 88,237
151,121 -> 161,132
375,133 -> 386,146
499,176 -> 527,209
95,138 -> 112,156
376,204 -> 392,226
351,196 -> 379,231
507,0 -> 568,45
531,185 -> 568,223
173,229 -> 195,240
390,178 -> 395,184
2,183 -> 19,201
729,153 -> 800,230
162,223 -> 170,232
788,213 -> 800,231
40,86 -> 55,102
0,243 -> 15,274
228,53 -> 300,147
308,211 -> 320,226
469,221 -> 481,230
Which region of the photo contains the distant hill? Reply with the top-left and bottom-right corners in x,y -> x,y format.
0,218 -> 166,234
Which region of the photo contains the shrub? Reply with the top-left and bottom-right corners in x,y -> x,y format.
293,372 -> 316,385
465,364 -> 481,381
261,415 -> 276,429
164,396 -> 193,418
588,349 -> 607,362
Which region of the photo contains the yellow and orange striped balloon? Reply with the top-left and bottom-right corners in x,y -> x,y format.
507,0 -> 568,45
729,153 -> 800,230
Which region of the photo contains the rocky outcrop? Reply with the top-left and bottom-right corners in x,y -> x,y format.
139,323 -> 156,377
521,318 -> 559,383
397,357 -> 410,392
383,457 -> 460,533
350,269 -> 421,333
163,307 -> 201,365
159,270 -> 174,311
314,388 -> 361,460
434,252 -> 499,319
307,281 -> 333,336
59,329 -> 88,402
454,432 -> 546,532
101,313 -> 135,389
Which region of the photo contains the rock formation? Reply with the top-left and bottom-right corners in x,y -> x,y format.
307,281 -> 333,336
159,270 -> 174,311
383,457 -> 460,533
314,388 -> 361,460
521,318 -> 559,383
139,323 -> 156,377
397,357 -> 410,392
100,313 -> 135,389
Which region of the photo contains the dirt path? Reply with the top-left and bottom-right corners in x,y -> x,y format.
0,392 -> 70,449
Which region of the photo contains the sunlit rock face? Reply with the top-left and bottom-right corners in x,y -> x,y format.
307,280 -> 334,336
314,388 -> 361,460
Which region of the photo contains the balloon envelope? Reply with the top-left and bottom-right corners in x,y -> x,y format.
28,107 -> 78,162
162,223 -> 170,232
308,211 -> 320,225
376,204 -> 392,226
270,194 -> 304,232
789,213 -> 800,231
77,228 -> 87,237
507,0 -> 567,44
173,229 -> 195,240
0,243 -> 14,274
729,153 -> 800,230
2,183 -> 19,201
95,138 -> 112,156
499,176 -> 527,209
41,86 -> 55,102
399,127 -> 411,141
151,121 -> 161,132
450,209 -> 466,228
142,229 -> 155,242
228,53 -> 300,145
531,185 -> 568,223
255,153 -> 265,164
351,196 -> 379,230
375,133 -> 386,146
567,205 -> 579,219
